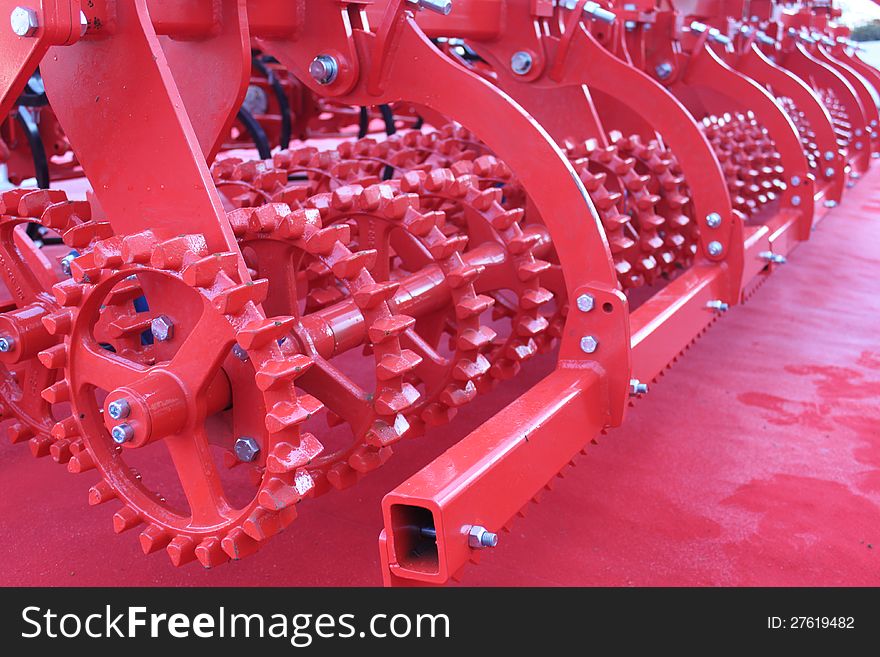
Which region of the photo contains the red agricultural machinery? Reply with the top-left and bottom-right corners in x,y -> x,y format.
0,0 -> 876,586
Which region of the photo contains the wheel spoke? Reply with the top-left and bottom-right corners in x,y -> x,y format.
164,425 -> 230,527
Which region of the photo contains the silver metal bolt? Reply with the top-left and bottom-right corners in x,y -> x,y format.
580,336 -> 598,354
583,1 -> 616,23
10,6 -> 38,37
576,293 -> 595,312
111,423 -> 135,444
872,120 -> 878,128
790,175 -> 801,187
655,61 -> 673,79
407,0 -> 453,14
60,250 -> 79,277
232,344 -> 249,361
309,54 -> 339,85
625,20 -> 635,31
855,129 -> 863,137
824,167 -> 835,178
467,525 -> 498,549
510,51 -> 533,76
629,379 -> 648,396
0,336 -> 15,353
759,251 -> 786,264
107,398 -> 131,420
150,315 -> 174,342
824,200 -> 837,208
706,299 -> 729,312
855,141 -> 864,150
791,195 -> 801,206
707,240 -> 723,256
824,150 -> 834,161
234,436 -> 261,462
705,212 -> 722,228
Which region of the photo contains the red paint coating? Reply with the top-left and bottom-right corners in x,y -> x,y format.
3,166 -> 880,586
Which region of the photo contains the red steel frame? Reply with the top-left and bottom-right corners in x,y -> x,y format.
0,0 -> 877,586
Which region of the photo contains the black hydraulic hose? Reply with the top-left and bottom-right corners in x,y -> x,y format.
236,107 -> 272,160
14,107 -> 50,189
253,55 -> 292,149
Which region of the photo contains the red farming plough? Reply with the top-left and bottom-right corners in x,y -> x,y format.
0,0 -> 876,585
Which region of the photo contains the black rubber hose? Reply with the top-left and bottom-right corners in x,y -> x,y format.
357,107 -> 370,139
14,107 -> 50,189
253,55 -> 292,149
379,104 -> 397,136
236,107 -> 272,160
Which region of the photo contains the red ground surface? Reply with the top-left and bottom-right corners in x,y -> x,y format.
2,169 -> 879,587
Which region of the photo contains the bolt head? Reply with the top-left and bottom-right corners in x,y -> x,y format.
824,167 -> 835,178
791,195 -> 801,207
629,379 -> 648,396
655,62 -> 673,79
855,141 -> 864,150
150,315 -> 174,342
234,436 -> 261,463
705,212 -> 722,228
707,240 -> 723,256
309,55 -> 338,85
232,344 -> 249,361
0,336 -> 14,353
580,335 -> 598,354
824,200 -> 837,208
510,51 -> 533,75
790,176 -> 801,187
111,423 -> 134,444
576,293 -> 595,312
107,398 -> 131,420
10,6 -> 38,37
242,84 -> 269,117
468,525 -> 498,549
824,150 -> 834,161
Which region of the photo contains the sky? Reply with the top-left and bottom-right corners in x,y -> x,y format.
837,0 -> 880,26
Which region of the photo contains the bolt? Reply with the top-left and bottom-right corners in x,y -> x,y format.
583,1 -> 616,23
232,344 -> 249,361
107,398 -> 131,420
824,167 -> 835,178
759,251 -> 786,264
855,142 -> 864,151
10,6 -> 38,37
0,336 -> 15,353
580,336 -> 598,354
150,315 -> 174,342
655,61 -> 673,79
824,200 -> 837,208
467,525 -> 498,549
706,299 -> 729,312
791,195 -> 801,207
625,20 -> 635,31
111,423 -> 135,444
408,0 -> 453,14
824,150 -> 834,161
510,50 -> 533,76
234,436 -> 261,462
629,379 -> 648,396
855,129 -> 863,137
60,250 -> 79,277
309,54 -> 339,85
705,212 -> 722,228
707,240 -> 723,256
576,293 -> 595,312
790,175 -> 801,187
872,120 -> 878,128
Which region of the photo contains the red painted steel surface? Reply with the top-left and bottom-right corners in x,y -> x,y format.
2,162 -> 880,586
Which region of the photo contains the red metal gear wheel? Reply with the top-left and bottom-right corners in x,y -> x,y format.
48,227 -> 327,567
610,132 -> 700,274
0,188 -> 115,456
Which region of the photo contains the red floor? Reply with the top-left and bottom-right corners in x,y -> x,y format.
2,169 -> 880,587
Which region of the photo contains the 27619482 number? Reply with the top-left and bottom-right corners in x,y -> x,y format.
767,617 -> 855,629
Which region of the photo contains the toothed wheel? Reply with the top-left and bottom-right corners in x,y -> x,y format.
49,227 -> 325,567
0,189 -> 115,455
611,132 -> 700,273
701,112 -> 786,219
566,138 -> 671,288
